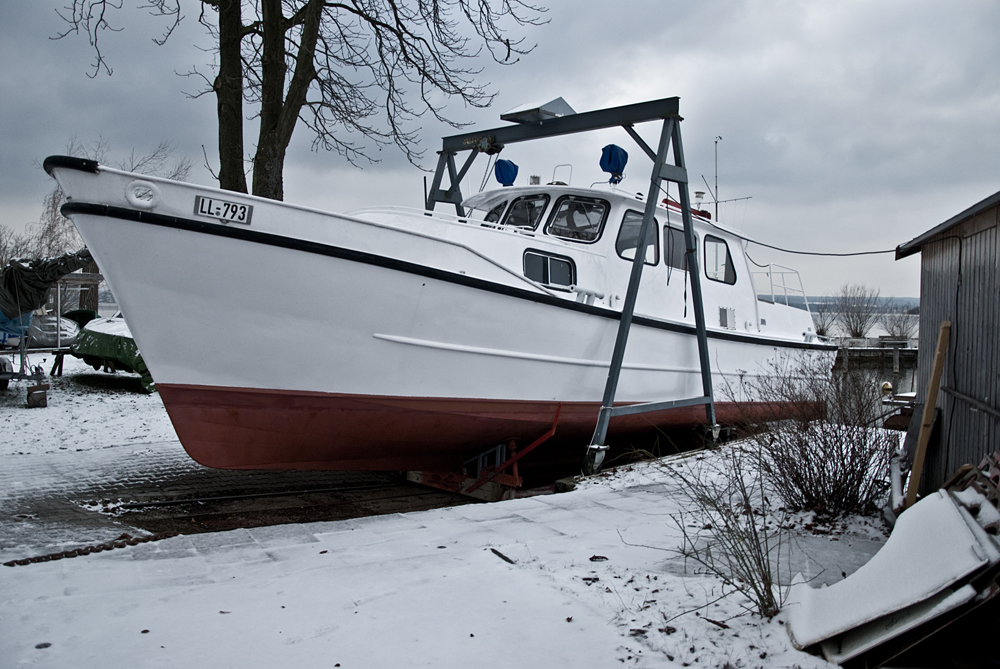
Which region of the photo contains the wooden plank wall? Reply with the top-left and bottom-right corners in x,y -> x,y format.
915,203 -> 1000,489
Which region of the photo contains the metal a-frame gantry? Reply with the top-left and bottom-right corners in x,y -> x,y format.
426,97 -> 718,474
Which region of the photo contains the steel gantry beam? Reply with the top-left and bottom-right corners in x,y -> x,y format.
425,97 -> 718,473
426,98 -> 681,215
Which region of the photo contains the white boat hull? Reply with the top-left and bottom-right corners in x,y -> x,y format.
50,159 -> 834,470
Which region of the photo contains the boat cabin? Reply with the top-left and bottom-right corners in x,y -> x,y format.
356,183 -> 815,344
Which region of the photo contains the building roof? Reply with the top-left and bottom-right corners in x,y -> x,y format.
896,188 -> 1000,259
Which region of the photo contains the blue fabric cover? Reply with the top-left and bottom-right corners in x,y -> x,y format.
600,144 -> 628,184
0,311 -> 31,337
494,159 -> 519,187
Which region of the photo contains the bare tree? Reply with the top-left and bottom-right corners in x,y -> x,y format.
879,302 -> 918,340
56,0 -> 545,200
118,139 -> 194,180
836,282 -> 881,339
0,225 -> 33,267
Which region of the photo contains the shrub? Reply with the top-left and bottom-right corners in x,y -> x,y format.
729,354 -> 896,516
665,445 -> 787,618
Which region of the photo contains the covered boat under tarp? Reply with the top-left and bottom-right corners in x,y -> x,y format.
71,315 -> 154,393
0,250 -> 93,322
1,249 -> 93,386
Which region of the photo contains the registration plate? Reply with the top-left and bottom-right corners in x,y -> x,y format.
194,195 -> 253,224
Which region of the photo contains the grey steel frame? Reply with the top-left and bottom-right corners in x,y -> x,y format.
426,97 -> 718,472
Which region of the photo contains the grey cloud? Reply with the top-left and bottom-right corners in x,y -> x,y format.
1,0 -> 996,296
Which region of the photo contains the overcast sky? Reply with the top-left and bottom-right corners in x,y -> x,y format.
2,0 -> 998,297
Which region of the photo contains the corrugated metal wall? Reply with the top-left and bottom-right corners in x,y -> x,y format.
915,204 -> 1000,489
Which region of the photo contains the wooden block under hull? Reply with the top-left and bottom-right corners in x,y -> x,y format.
406,470 -> 519,503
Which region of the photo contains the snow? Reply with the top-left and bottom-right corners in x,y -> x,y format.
77,316 -> 133,338
0,356 -> 889,668
0,354 -> 176,456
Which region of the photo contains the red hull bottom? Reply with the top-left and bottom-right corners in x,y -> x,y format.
157,384 -> 807,471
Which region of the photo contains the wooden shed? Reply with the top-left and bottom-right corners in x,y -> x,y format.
896,189 -> 1000,490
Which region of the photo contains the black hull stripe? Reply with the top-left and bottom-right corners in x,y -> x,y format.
62,201 -> 836,352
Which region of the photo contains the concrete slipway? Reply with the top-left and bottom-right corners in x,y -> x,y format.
0,357 -> 886,668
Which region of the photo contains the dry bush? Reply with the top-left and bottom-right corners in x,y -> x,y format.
665,446 -> 787,618
729,355 -> 895,516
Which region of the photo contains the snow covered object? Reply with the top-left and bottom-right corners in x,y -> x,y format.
785,487 -> 1000,665
71,315 -> 154,393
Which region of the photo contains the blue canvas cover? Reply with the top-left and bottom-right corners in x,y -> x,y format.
494,159 -> 519,187
0,311 -> 31,347
600,144 -> 628,184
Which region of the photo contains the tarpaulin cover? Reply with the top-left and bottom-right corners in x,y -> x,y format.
71,317 -> 155,393
0,249 -> 93,319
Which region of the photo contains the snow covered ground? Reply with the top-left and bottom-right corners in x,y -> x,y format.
0,356 -> 889,667
1,354 -> 176,456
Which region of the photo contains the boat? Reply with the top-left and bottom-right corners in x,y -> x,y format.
44,97 -> 835,473
1,250 -> 93,388
71,312 -> 156,393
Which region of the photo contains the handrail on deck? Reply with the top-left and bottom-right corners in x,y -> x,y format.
751,263 -> 811,313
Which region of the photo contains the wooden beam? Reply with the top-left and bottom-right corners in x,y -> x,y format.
904,321 -> 951,509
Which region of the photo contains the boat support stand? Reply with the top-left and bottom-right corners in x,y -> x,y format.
425,98 -> 718,474
584,114 -> 718,474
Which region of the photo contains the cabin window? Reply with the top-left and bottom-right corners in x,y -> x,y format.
663,227 -> 690,271
523,250 -> 575,288
615,210 -> 659,265
704,234 -> 736,284
544,195 -> 609,242
484,201 -> 507,223
503,195 -> 549,229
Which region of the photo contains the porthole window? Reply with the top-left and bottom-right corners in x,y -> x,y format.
616,210 -> 659,265
502,194 -> 549,229
704,234 -> 736,284
523,250 -> 575,288
544,195 -> 609,243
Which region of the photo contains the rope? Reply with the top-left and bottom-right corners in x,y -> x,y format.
479,153 -> 498,193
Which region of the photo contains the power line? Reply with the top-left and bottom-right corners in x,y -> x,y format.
657,182 -> 896,257
743,238 -> 896,257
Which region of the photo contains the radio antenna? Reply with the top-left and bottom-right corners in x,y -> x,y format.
714,136 -> 722,221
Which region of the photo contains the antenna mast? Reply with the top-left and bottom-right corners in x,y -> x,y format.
714,136 -> 722,221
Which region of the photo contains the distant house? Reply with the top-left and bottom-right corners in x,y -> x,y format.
896,189 -> 1000,490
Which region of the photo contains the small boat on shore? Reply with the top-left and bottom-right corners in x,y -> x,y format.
71,313 -> 155,393
45,97 -> 834,472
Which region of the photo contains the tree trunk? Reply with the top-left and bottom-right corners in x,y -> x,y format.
215,0 -> 248,193
251,0 -> 322,200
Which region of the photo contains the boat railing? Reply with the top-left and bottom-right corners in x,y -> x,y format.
751,263 -> 811,313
